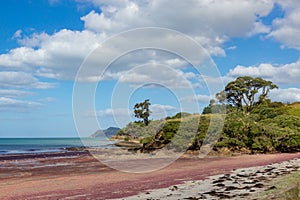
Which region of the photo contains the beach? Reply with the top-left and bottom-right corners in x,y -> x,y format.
1,149 -> 300,199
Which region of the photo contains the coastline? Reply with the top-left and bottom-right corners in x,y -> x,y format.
120,156 -> 300,199
0,149 -> 300,199
0,150 -> 89,161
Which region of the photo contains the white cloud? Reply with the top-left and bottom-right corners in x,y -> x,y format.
0,97 -> 42,112
82,0 -> 273,37
151,104 -> 178,119
151,104 -> 177,113
227,46 -> 237,50
228,60 -> 300,84
220,58 -> 300,103
0,47 -> 46,71
181,94 -> 211,104
229,64 -> 276,77
268,1 -> 300,49
247,21 -> 270,37
0,30 -> 104,81
118,63 -> 194,88
0,71 -> 55,89
90,107 -> 133,128
13,30 -> 22,39
270,88 -> 300,103
90,104 -> 177,122
80,0 -> 274,56
0,0 -> 276,86
0,89 -> 33,98
39,97 -> 57,103
93,108 -> 131,117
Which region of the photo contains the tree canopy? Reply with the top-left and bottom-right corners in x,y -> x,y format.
134,99 -> 151,126
216,76 -> 278,112
118,77 -> 300,154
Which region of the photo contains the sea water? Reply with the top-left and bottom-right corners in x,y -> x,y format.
0,137 -> 115,155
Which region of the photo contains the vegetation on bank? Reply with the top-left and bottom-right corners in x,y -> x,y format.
258,171 -> 300,199
116,76 -> 300,153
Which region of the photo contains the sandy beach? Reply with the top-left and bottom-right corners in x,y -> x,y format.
0,150 -> 300,200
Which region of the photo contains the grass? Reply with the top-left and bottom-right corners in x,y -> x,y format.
166,113 -> 200,122
287,103 -> 300,117
257,171 -> 300,199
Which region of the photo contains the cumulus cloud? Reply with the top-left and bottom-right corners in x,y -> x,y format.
80,0 -> 274,57
0,71 -> 55,89
82,0 -> 273,36
221,58 -> 300,103
2,0 -> 300,111
0,0 -> 276,85
247,21 -> 270,36
270,88 -> 300,103
118,62 -> 194,88
0,47 -> 46,71
268,1 -> 300,49
228,60 -> 300,84
266,1 -> 300,50
15,30 -> 104,80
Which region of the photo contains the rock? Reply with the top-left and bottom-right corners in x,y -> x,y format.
142,140 -> 166,153
114,141 -> 142,149
65,146 -> 87,151
169,185 -> 178,191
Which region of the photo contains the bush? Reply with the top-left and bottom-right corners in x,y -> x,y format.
166,112 -> 191,120
120,101 -> 300,154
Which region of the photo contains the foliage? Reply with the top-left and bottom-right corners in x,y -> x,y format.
165,112 -> 191,120
217,76 -> 278,113
202,98 -> 228,114
119,100 -> 300,153
198,101 -> 299,153
119,77 -> 299,154
117,120 -> 164,139
133,99 -> 151,126
287,103 -> 300,117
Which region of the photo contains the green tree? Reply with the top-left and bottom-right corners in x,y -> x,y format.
216,91 -> 226,104
218,76 -> 278,112
134,99 -> 151,126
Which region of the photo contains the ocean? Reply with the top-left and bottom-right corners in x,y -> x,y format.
0,137 -> 115,155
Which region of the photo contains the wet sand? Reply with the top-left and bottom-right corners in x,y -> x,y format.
0,150 -> 300,199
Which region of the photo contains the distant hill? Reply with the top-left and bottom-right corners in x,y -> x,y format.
91,127 -> 120,138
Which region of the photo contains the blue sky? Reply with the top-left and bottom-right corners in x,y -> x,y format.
0,0 -> 300,138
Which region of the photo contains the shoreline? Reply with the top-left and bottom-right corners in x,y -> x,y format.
120,157 -> 300,199
0,150 -> 90,161
0,149 -> 300,199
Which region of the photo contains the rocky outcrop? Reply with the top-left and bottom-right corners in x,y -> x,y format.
114,141 -> 142,150
140,129 -> 169,153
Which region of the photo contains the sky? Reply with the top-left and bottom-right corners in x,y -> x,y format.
0,0 -> 300,138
